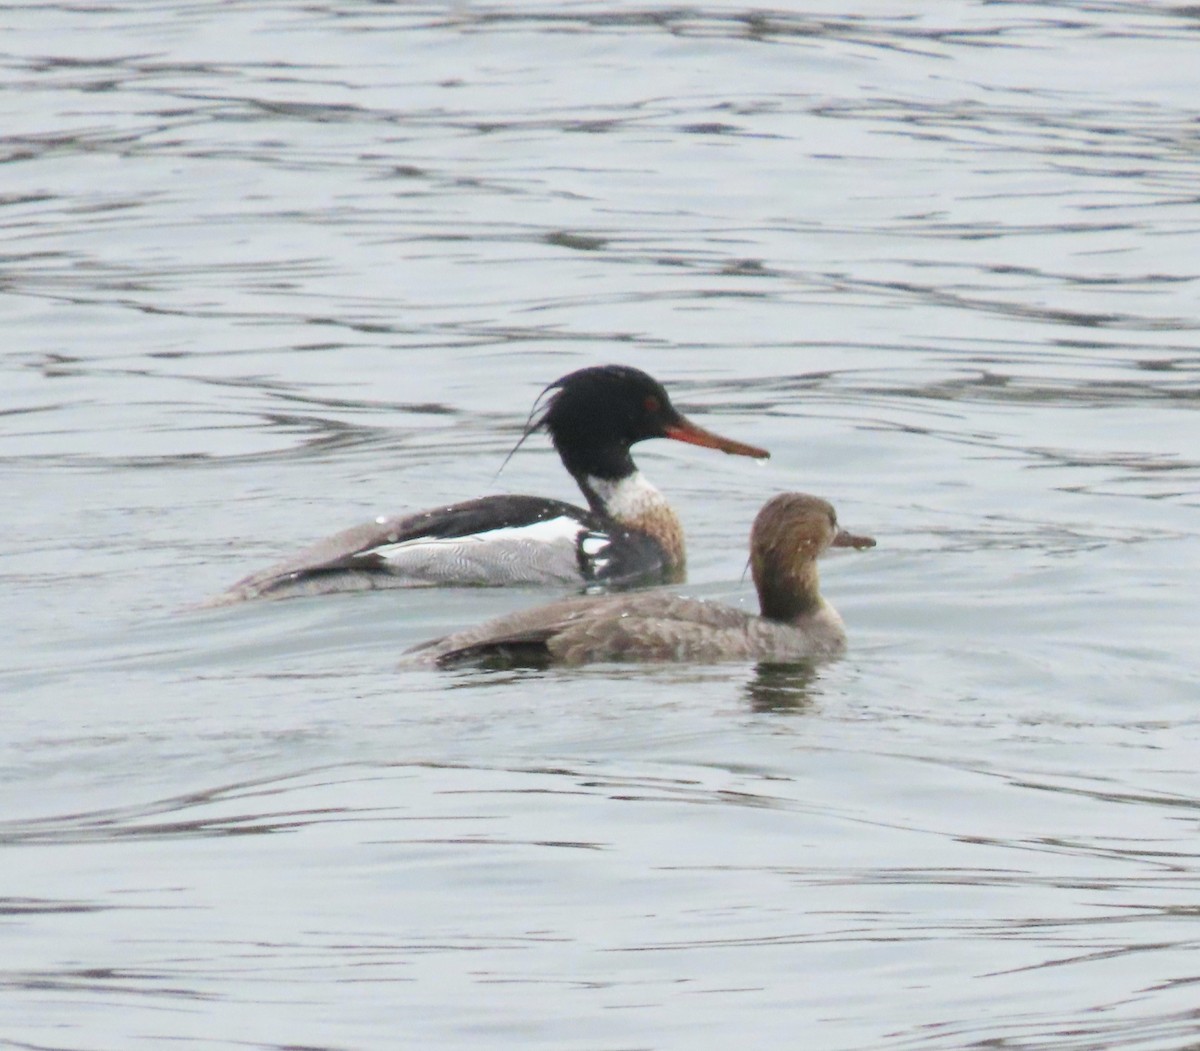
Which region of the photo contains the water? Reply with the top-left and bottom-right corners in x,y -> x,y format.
3,1 -> 1199,1048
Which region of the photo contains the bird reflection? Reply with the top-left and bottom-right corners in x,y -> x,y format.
744,662 -> 819,713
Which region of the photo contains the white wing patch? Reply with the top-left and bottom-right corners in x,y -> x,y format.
580,534 -> 610,556
368,516 -> 588,586
578,531 -> 613,574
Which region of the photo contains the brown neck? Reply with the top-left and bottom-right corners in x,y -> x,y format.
576,471 -> 686,573
752,556 -> 823,623
633,505 -> 686,575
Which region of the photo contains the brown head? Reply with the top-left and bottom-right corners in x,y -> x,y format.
750,493 -> 875,623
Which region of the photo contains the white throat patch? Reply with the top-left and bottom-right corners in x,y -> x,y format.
585,471 -> 667,522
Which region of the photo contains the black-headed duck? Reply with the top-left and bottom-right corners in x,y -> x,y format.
205,365 -> 769,605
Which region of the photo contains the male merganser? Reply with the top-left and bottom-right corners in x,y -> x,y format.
205,365 -> 769,605
405,492 -> 875,667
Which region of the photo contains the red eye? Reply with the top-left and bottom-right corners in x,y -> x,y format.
644,395 -> 660,413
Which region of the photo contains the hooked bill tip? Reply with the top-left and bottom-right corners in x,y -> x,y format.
832,529 -> 876,550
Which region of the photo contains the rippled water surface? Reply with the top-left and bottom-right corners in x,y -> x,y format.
3,2 -> 1199,1048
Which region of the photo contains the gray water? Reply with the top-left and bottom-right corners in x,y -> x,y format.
3,2 -> 1200,1048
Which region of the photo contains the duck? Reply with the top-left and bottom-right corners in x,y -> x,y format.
204,365 -> 768,605
405,492 -> 875,668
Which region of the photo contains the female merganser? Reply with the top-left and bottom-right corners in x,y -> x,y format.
206,365 -> 769,604
406,492 -> 875,667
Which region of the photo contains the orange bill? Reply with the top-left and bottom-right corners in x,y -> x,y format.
663,417 -> 769,460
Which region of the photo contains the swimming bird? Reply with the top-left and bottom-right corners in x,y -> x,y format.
205,365 -> 768,604
406,492 -> 875,668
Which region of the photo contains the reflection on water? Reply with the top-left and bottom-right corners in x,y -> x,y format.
743,661 -> 819,712
3,1 -> 1200,1049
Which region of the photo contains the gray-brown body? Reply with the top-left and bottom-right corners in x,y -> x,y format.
405,493 -> 875,670
405,589 -> 848,668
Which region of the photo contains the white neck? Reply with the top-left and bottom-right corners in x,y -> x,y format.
582,470 -> 668,523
